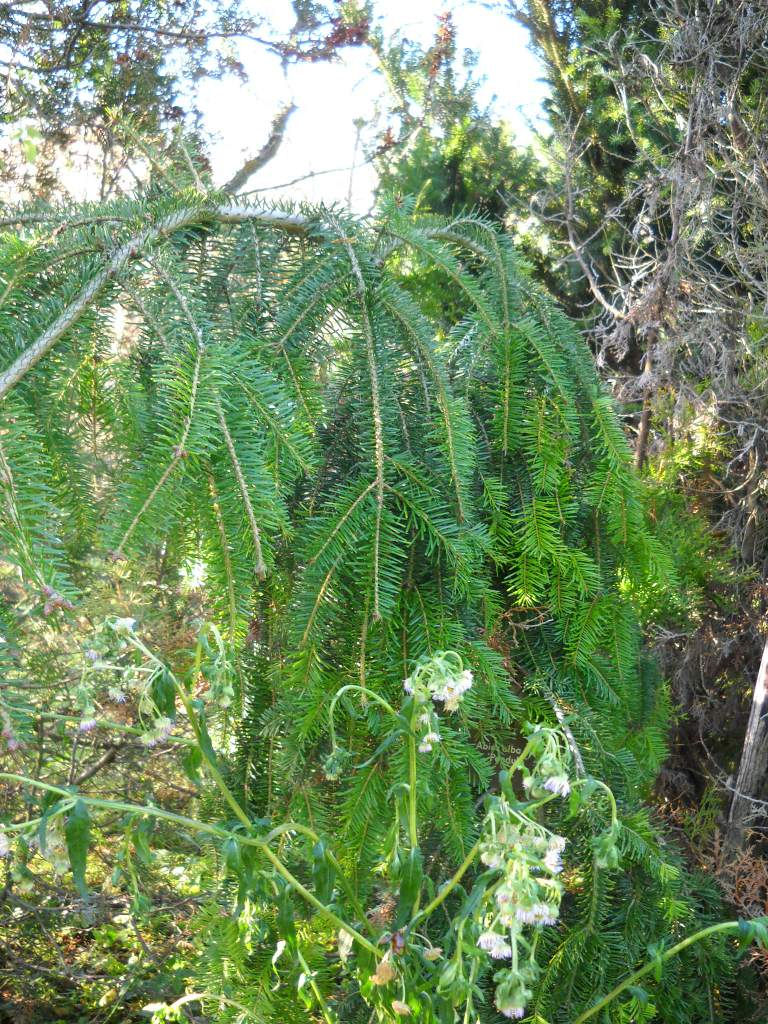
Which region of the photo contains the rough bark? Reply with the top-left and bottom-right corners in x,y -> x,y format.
727,635 -> 768,847
223,102 -> 296,194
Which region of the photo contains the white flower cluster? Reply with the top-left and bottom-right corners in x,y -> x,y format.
494,969 -> 537,1020
415,708 -> 442,753
207,657 -> 236,710
403,652 -> 473,755
0,829 -> 10,858
477,929 -> 513,959
112,616 -> 137,635
476,811 -> 566,1019
478,819 -> 566,929
403,651 -> 473,715
544,836 -> 566,874
430,668 -> 473,712
77,626 -> 136,730
543,774 -> 571,797
520,723 -> 573,801
470,725 -> 574,1021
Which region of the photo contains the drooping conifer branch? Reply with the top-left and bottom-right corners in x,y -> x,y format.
216,402 -> 268,580
0,203 -> 309,401
338,230 -> 386,620
153,260 -> 268,579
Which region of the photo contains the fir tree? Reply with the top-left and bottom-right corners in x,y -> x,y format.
0,181 -> 750,1021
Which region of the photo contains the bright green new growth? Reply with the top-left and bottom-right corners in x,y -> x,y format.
0,189 -> 749,1020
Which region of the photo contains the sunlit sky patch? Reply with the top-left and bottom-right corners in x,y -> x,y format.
197,1 -> 547,210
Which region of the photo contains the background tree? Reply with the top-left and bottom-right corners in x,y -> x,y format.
371,12 -> 536,221
381,0 -> 768,873
495,0 -> 768,853
0,0 -> 373,198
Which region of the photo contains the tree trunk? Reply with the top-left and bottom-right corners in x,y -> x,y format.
634,347 -> 654,471
727,636 -> 768,847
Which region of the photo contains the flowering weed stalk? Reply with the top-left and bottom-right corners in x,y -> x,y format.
2,642 -> 767,1023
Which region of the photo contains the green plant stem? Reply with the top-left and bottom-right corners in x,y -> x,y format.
257,840 -> 381,957
126,633 -> 252,830
171,664 -> 374,943
0,772 -> 227,836
117,639 -> 379,951
13,635 -> 372,949
129,641 -> 383,957
166,991 -> 262,1021
176,677 -> 251,830
506,739 -> 535,778
0,701 -> 193,745
327,684 -> 401,751
572,921 -> 742,1024
265,822 -> 374,936
405,700 -> 422,915
462,956 -> 479,1024
595,779 -> 619,826
408,719 -> 419,850
297,948 -> 337,1024
328,682 -> 421,908
510,793 -> 559,821
410,839 -> 481,928
572,776 -> 619,826
0,771 -> 381,959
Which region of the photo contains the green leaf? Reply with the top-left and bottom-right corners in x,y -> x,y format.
646,941 -> 664,983
277,881 -> 297,954
38,798 -> 65,855
195,711 -> 219,768
64,798 -> 90,899
150,668 -> 176,719
311,839 -> 336,903
628,985 -> 650,1004
457,877 -> 488,923
133,817 -> 154,866
181,745 -> 203,786
395,846 -> 424,927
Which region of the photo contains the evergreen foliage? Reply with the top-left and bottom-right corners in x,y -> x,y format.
0,183 -> 749,1021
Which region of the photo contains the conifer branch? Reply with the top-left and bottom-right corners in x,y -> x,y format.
113,325 -> 203,558
224,103 -> 297,193
339,232 -> 385,621
208,473 -> 239,638
216,401 -> 267,580
154,261 -> 268,579
0,435 -> 46,589
236,374 -> 314,473
305,480 -> 377,568
459,222 -> 514,457
301,557 -> 343,646
381,291 -> 466,520
0,203 -> 309,401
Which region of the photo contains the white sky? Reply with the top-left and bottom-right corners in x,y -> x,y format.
197,0 -> 547,210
